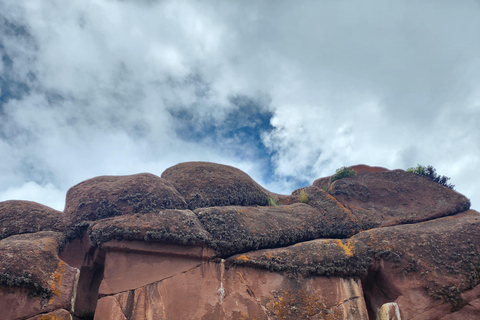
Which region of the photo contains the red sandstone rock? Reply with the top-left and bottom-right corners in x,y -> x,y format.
98,240 -> 214,295
229,210 -> 480,319
0,200 -> 67,240
0,232 -> 78,320
161,162 -> 274,209
25,309 -> 72,320
65,173 -> 187,224
311,168 -> 470,227
1,162 -> 479,319
194,203 -> 359,256
94,261 -> 368,320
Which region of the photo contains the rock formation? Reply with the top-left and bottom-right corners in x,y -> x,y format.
0,161 -> 478,320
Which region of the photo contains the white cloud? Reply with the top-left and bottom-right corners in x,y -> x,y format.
0,0 -> 479,210
0,182 -> 65,211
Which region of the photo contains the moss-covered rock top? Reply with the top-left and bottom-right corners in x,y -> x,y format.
161,161 -> 272,209
0,231 -> 65,297
64,173 -> 187,224
0,200 -> 67,240
228,210 -> 480,301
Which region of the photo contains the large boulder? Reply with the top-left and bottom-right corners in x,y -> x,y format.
228,210 -> 480,319
312,167 -> 470,227
86,209 -> 212,247
0,200 -> 67,240
0,162 -> 478,319
161,162 -> 272,209
64,173 -> 187,224
0,232 -> 79,320
194,203 -> 360,257
94,261 -> 368,320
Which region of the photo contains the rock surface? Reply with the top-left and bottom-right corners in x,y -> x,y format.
65,173 -> 187,224
0,162 -> 478,319
161,161 -> 273,209
0,201 -> 67,240
0,232 -> 78,320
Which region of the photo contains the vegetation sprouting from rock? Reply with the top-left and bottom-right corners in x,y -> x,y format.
330,166 -> 357,183
407,164 -> 454,189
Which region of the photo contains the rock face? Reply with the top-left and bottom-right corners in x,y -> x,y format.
161,162 -> 272,209
0,201 -> 67,240
0,162 -> 478,320
65,173 -> 187,224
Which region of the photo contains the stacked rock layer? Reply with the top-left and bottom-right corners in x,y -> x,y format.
0,162 -> 478,320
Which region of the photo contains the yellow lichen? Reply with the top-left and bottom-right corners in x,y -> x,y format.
48,260 -> 65,305
236,254 -> 250,261
335,239 -> 354,257
37,315 -> 70,320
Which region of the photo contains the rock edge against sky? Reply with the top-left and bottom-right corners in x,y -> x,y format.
0,162 -> 478,320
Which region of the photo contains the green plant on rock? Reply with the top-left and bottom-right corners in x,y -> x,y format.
407,164 -> 454,189
330,166 -> 357,183
299,189 -> 309,203
267,196 -> 280,207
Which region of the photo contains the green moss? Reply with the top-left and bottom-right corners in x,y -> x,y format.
298,189 -> 309,204
0,271 -> 51,299
267,196 -> 279,207
407,164 -> 455,189
330,167 -> 357,183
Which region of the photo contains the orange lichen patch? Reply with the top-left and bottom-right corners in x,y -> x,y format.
48,260 -> 66,305
264,252 -> 273,259
335,239 -> 354,257
236,254 -> 250,262
37,314 -> 70,320
266,289 -> 342,320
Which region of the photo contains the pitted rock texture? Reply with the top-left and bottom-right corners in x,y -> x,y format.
195,203 -> 361,257
0,232 -> 78,320
0,162 -> 478,319
161,161 -> 272,209
0,201 -> 67,240
65,173 -> 187,224
319,169 -> 470,227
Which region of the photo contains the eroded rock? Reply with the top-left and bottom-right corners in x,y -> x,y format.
0,200 -> 67,240
161,162 -> 272,209
0,232 -> 78,320
1,162 -> 478,319
94,261 -> 368,320
65,173 -> 187,224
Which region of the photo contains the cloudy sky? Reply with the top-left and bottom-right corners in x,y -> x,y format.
1,0 -> 479,211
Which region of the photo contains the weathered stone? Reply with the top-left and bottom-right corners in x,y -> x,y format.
1,162 -> 479,319
87,209 -> 212,247
0,232 -> 79,320
0,200 -> 67,240
94,261 -> 368,320
229,210 -> 480,318
195,203 -> 358,256
327,169 -> 470,226
25,309 -> 72,320
161,162 -> 272,209
65,173 -> 187,224
98,240 -> 214,295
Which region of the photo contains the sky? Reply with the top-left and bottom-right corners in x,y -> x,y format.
0,0 -> 479,211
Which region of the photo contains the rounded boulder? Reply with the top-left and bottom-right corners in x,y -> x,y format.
161,162 -> 271,209
65,173 -> 187,223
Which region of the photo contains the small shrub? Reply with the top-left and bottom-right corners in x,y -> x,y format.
407,164 -> 454,189
267,196 -> 279,207
299,189 -> 309,203
330,166 -> 357,183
